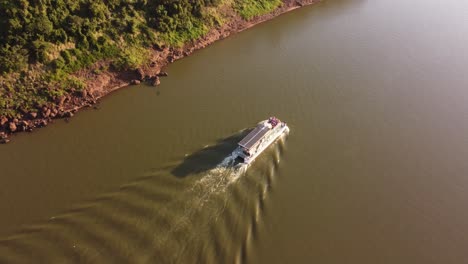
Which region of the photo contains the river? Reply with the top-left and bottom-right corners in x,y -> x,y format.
1,0 -> 468,263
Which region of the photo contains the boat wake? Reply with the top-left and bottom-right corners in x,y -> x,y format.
0,133 -> 288,264
140,155 -> 249,263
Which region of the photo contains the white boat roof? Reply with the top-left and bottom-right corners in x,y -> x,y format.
238,123 -> 271,150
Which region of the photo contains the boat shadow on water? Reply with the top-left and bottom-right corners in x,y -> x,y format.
171,130 -> 250,178
0,129 -> 288,264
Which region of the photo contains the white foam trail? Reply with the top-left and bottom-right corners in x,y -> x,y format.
193,151 -> 246,195
151,152 -> 248,253
150,131 -> 289,261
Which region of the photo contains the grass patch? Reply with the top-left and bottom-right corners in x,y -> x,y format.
113,45 -> 151,70
234,0 -> 282,20
159,20 -> 209,47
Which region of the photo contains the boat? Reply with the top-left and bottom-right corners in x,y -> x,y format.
234,117 -> 290,164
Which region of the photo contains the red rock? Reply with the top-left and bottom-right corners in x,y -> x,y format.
19,121 -> 29,130
38,120 -> 48,127
151,76 -> 161,86
29,112 -> 38,119
9,122 -> 17,132
136,68 -> 145,80
42,108 -> 51,118
56,96 -> 66,106
80,89 -> 88,98
0,116 -> 7,126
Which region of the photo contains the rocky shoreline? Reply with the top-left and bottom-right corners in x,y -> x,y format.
0,0 -> 316,144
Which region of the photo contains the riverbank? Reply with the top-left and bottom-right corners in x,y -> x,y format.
0,0 -> 316,143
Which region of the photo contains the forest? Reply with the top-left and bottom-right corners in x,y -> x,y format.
0,0 -> 282,118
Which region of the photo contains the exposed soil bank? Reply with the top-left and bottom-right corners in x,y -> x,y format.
0,0 -> 317,143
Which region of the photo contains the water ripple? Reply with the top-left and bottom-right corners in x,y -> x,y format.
0,132 -> 288,264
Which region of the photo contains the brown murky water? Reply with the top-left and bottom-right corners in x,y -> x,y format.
1,0 -> 468,263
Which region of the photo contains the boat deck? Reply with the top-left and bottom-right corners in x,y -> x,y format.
238,124 -> 270,150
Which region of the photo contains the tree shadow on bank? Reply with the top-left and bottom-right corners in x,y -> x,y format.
171,130 -> 250,178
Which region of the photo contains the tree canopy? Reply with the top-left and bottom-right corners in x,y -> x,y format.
0,0 -> 282,117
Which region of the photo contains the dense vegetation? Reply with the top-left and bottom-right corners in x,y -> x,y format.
0,0 -> 283,118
